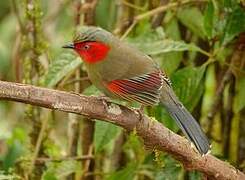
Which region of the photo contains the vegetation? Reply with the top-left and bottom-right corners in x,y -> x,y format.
0,0 -> 244,179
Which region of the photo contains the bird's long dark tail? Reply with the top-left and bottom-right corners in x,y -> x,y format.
160,84 -> 210,155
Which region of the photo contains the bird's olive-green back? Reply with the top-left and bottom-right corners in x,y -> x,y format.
74,26 -> 160,93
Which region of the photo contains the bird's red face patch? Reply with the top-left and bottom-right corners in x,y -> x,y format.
74,41 -> 110,64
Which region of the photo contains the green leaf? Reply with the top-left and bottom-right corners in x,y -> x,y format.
171,66 -> 206,111
222,5 -> 245,45
223,0 -> 237,9
95,0 -> 116,30
44,52 -> 82,87
128,22 -> 164,42
155,155 -> 183,180
149,105 -> 179,132
106,163 -> 138,180
2,128 -> 27,171
83,85 -> 101,96
234,77 -> 245,113
134,40 -> 206,56
177,7 -> 205,39
204,1 -> 215,38
128,21 -> 206,56
188,171 -> 202,180
160,16 -> 182,75
42,160 -> 78,180
2,141 -> 23,171
123,133 -> 146,162
43,138 -> 61,158
42,171 -> 58,180
94,121 -> 120,153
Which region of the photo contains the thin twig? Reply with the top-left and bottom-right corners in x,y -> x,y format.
120,0 -> 207,38
120,21 -> 136,40
11,32 -> 22,82
121,0 -> 145,11
206,67 -> 232,137
28,114 -> 49,174
82,143 -> 94,176
206,39 -> 245,136
17,155 -> 94,165
23,0 -> 46,178
81,1 -> 97,179
135,0 -> 206,21
11,0 -> 25,33
66,2 -> 83,180
35,155 -> 94,163
223,76 -> 235,158
151,0 -> 169,28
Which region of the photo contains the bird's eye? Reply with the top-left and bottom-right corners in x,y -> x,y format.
83,44 -> 90,50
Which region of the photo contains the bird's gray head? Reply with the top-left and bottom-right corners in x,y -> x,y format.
73,26 -> 113,44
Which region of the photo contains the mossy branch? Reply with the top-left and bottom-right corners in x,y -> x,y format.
0,80 -> 244,180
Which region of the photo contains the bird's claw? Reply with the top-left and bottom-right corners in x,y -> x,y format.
137,105 -> 145,121
70,91 -> 83,97
96,95 -> 111,102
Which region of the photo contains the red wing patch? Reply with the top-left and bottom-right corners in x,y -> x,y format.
107,71 -> 163,106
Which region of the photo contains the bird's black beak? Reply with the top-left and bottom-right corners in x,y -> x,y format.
62,43 -> 75,49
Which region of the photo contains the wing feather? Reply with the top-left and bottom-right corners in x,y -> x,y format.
107,71 -> 163,106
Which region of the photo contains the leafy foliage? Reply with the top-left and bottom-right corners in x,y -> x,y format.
177,7 -> 206,39
44,52 -> 81,87
222,5 -> 245,45
42,161 -> 78,180
171,66 -> 206,111
1,128 -> 27,171
94,121 -> 120,153
204,1 -> 215,39
160,15 -> 182,75
134,40 -> 208,56
107,163 -> 138,180
0,0 -> 244,179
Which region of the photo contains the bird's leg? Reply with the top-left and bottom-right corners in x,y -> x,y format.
137,105 -> 145,121
70,91 -> 82,97
140,105 -> 145,112
137,106 -> 155,130
97,94 -> 111,101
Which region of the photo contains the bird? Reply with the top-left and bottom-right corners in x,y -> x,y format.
63,26 -> 210,155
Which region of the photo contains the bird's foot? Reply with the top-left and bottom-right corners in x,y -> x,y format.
137,105 -> 145,121
97,95 -> 111,102
70,91 -> 83,97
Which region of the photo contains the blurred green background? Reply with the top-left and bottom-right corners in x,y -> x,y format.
0,0 -> 244,179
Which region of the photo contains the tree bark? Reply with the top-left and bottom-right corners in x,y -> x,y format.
0,80 -> 244,180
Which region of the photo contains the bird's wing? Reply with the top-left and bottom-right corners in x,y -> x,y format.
107,71 -> 164,106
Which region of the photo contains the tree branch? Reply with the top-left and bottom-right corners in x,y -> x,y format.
0,80 -> 244,180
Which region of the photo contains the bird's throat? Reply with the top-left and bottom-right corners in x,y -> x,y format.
77,42 -> 110,64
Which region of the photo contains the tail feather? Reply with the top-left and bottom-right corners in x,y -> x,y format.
160,85 -> 210,154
